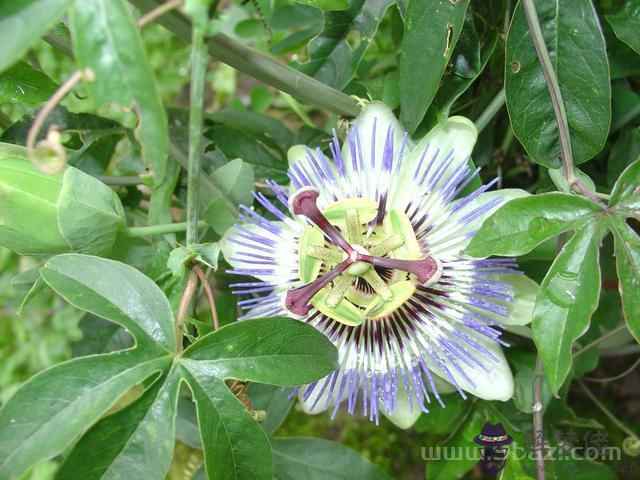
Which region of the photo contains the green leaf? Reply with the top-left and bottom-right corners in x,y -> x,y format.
180,317 -> 337,480
202,158 -> 255,234
210,158 -> 255,207
609,216 -> 640,343
0,61 -> 58,104
206,124 -> 286,182
295,0 -> 349,10
247,383 -> 294,436
607,128 -> 640,187
548,165 -> 596,194
40,254 -> 176,351
69,0 -> 168,185
425,406 -> 483,480
605,1 -> 640,55
399,0 -> 471,133
57,167 -> 125,255
532,221 -> 607,394
272,437 -> 391,480
505,0 -> 611,167
175,396 -> 202,449
167,243 -> 220,277
432,9 -> 498,117
0,0 -> 71,72
610,157 -> 640,216
207,109 -> 294,155
72,314 -> 133,357
183,317 -> 338,385
0,350 -> 170,479
465,193 -> 602,257
180,363 -> 273,480
55,366 -> 181,480
295,0 -> 394,90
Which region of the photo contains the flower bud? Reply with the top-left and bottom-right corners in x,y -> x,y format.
0,154 -> 125,256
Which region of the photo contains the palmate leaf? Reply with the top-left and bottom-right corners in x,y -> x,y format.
271,437 -> 392,480
466,193 -> 608,394
0,255 -> 338,480
608,159 -> 640,343
532,221 -> 607,394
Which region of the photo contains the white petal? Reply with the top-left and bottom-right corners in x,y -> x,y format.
390,116 -> 478,210
380,382 -> 422,430
220,221 -> 300,283
427,330 -> 514,401
297,370 -> 343,415
496,274 -> 539,326
429,188 -> 530,257
340,102 -> 405,199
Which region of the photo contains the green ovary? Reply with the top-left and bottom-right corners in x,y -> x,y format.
298,197 -> 422,326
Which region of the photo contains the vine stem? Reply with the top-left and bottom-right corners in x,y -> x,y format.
129,0 -> 360,117
533,355 -> 546,480
572,324 -> 628,357
126,220 -> 207,237
474,87 -> 505,134
521,0 -> 574,181
583,356 -> 640,383
193,264 -> 220,331
186,23 -> 208,246
176,271 -> 197,353
26,68 -> 94,173
137,0 -> 183,28
521,0 -> 604,204
578,380 -> 639,440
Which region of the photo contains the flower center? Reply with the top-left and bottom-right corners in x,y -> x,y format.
285,188 -> 442,325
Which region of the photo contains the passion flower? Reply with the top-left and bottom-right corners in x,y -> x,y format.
221,103 -> 531,428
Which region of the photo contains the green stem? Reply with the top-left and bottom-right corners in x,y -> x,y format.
573,324 -> 628,357
126,220 -> 207,237
533,355 -> 546,480
521,0 -> 574,181
96,175 -> 143,186
129,0 -> 360,118
474,87 -> 505,134
186,25 -> 208,247
578,380 -> 639,440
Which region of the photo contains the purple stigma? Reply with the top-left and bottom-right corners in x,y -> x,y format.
357,255 -> 439,284
285,258 -> 353,316
290,188 -> 354,254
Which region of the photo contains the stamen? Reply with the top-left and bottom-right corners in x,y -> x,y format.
308,245 -> 343,263
361,269 -> 393,301
345,209 -> 363,244
368,234 -> 404,256
357,254 -> 439,284
290,187 -> 354,254
285,258 -> 353,316
326,273 -> 356,307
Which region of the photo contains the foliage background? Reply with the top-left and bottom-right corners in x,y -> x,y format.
0,0 -> 640,479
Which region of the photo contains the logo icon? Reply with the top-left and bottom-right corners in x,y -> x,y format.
474,422 -> 513,474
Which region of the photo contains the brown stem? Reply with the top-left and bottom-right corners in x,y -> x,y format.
193,264 -> 219,331
26,68 -> 94,173
176,271 -> 197,353
137,0 -> 183,28
533,355 -> 546,480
